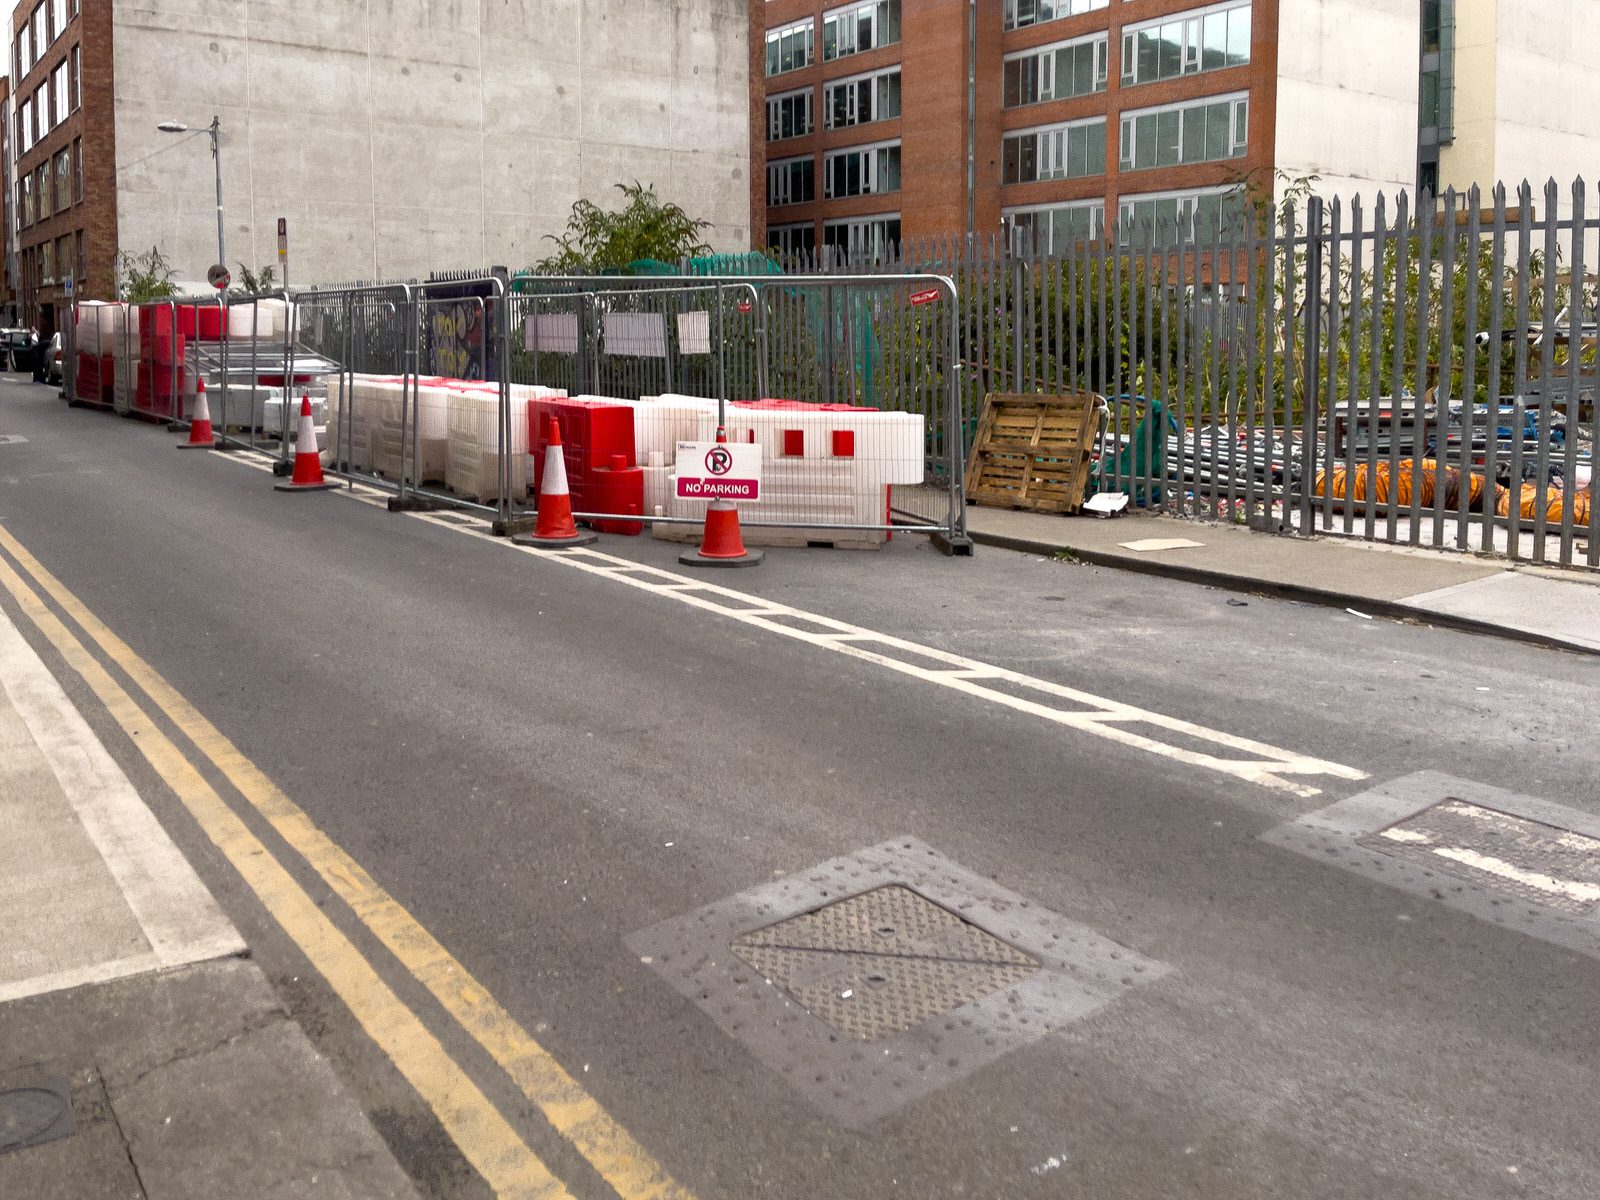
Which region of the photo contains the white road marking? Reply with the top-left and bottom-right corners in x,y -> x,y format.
0,599 -> 243,1001
217,449 -> 1366,796
1429,847 -> 1600,906
1378,828 -> 1434,844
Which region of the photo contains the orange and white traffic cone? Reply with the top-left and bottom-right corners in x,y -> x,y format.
274,394 -> 337,492
679,427 -> 763,568
512,417 -> 598,548
176,379 -> 217,449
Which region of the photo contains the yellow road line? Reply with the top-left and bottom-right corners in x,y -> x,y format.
0,543 -> 574,1200
0,525 -> 698,1200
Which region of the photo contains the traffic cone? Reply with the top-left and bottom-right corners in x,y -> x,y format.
274,394 -> 337,492
512,417 -> 598,548
679,427 -> 763,568
176,380 -> 216,449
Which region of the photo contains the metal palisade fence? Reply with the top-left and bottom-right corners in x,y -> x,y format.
790,178 -> 1596,569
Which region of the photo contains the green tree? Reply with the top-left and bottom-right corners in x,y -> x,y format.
118,246 -> 178,302
231,263 -> 278,296
537,181 -> 711,273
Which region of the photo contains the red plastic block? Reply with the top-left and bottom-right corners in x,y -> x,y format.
529,397 -> 637,508
832,430 -> 855,458
783,429 -> 804,457
586,457 -> 645,535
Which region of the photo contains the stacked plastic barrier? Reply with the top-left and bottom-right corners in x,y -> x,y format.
647,395 -> 924,548
444,381 -> 541,503
72,302 -> 118,407
528,396 -> 645,533
135,304 -> 199,420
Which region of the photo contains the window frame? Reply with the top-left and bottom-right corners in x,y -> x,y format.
766,86 -> 814,142
1003,0 -> 1108,33
822,66 -> 902,130
1001,116 -> 1107,185
1118,92 -> 1249,173
765,19 -> 815,77
822,138 -> 902,200
1002,32 -> 1108,108
1120,1 -> 1251,88
766,153 -> 816,207
821,0 -> 901,62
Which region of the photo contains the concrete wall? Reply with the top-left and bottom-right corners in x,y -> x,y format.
1272,0 -> 1419,205
112,0 -> 750,285
1434,0 -> 1600,214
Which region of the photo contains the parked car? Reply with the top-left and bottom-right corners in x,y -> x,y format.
0,328 -> 29,372
45,332 -> 62,385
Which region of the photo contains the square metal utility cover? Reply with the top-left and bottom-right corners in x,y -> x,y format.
731,885 -> 1040,1040
626,837 -> 1169,1126
1264,772 -> 1600,958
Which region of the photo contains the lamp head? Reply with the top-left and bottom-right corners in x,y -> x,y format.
156,120 -> 188,133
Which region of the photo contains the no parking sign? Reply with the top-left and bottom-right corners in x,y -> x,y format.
675,441 -> 761,502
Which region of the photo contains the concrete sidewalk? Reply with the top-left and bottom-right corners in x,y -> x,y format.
0,602 -> 417,1197
967,507 -> 1600,656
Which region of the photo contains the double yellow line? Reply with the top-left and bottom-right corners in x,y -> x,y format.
0,525 -> 695,1200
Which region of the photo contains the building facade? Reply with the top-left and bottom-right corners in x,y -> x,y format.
754,0 -> 1444,253
11,0 -> 108,333
9,0 -> 752,325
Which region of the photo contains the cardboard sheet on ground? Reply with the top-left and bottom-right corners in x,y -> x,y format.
1119,537 -> 1205,552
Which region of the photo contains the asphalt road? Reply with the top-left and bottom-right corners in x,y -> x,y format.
2,376 -> 1597,1199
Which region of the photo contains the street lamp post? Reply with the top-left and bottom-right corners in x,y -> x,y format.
157,116 -> 224,271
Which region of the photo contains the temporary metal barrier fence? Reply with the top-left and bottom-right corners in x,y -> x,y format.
507,273 -> 965,549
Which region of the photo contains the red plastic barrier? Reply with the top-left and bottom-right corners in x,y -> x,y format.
529,398 -> 637,509
134,361 -> 187,417
587,454 -> 645,535
75,352 -> 101,400
139,304 -> 191,364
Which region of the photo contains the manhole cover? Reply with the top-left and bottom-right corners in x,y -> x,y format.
0,1082 -> 73,1155
731,885 -> 1039,1040
1359,799 -> 1600,916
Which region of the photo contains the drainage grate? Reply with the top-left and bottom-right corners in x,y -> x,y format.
732,886 -> 1039,1040
0,1080 -> 74,1156
1359,799 -> 1600,916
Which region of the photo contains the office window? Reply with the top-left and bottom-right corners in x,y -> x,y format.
1117,187 -> 1245,241
70,45 -> 79,111
73,137 -> 82,202
1002,117 -> 1106,184
52,61 -> 66,128
767,223 -> 817,255
822,214 -> 900,259
1121,2 -> 1250,87
1119,93 -> 1248,171
823,140 -> 901,199
765,20 -> 814,76
1004,0 -> 1107,31
52,0 -> 65,41
1002,34 -> 1108,107
19,99 -> 31,155
35,165 -> 48,217
54,148 -> 69,212
69,0 -> 78,18
821,0 -> 900,62
30,6 -> 43,64
41,239 -> 54,285
767,155 -> 815,207
56,235 -> 71,282
33,86 -> 45,139
75,230 -> 84,280
1005,201 -> 1105,251
767,88 -> 813,141
823,67 -> 901,130
19,174 -> 31,227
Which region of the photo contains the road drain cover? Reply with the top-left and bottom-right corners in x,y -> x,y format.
732,885 -> 1039,1040
0,1080 -> 74,1156
1359,799 -> 1600,916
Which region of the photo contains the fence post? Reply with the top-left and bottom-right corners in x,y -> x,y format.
1299,195 -> 1325,533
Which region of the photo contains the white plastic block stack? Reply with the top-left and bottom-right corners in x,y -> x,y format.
262,393 -> 329,442
76,301 -> 115,354
656,401 -> 924,544
446,386 -> 532,502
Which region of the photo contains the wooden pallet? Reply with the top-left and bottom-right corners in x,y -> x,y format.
964,391 -> 1103,514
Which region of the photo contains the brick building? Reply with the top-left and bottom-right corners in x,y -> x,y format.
10,0 -> 106,334
756,0 -> 1596,256
0,74 -> 18,325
